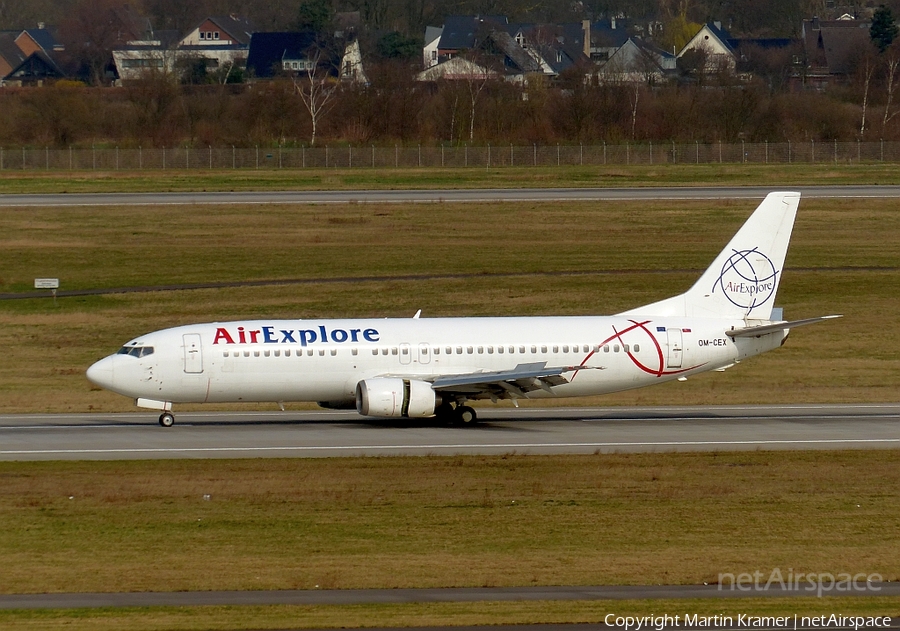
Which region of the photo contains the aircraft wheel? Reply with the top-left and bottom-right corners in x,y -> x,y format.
434,403 -> 455,424
456,405 -> 478,425
158,412 -> 175,428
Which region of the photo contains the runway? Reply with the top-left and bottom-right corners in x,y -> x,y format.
2,404 -> 899,461
3,185 -> 900,207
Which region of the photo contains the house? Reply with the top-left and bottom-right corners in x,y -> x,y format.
0,26 -> 65,85
423,25 -> 442,68
416,55 -> 497,81
677,22 -> 737,73
113,16 -> 252,83
801,16 -> 872,85
599,37 -> 675,83
246,32 -> 330,78
180,15 -> 252,47
423,16 -> 591,82
3,49 -> 64,85
584,17 -> 631,64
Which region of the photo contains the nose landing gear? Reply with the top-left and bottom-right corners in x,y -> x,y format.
158,412 -> 175,427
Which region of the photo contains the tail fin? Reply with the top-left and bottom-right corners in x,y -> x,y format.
620,192 -> 800,320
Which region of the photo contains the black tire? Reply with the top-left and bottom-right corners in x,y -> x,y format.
158,412 -> 175,427
434,403 -> 456,424
456,405 -> 478,425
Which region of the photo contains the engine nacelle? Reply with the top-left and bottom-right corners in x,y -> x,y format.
355,378 -> 437,418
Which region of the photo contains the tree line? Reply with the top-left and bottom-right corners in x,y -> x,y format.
4,59 -> 900,149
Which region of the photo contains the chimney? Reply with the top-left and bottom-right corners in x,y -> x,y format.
582,19 -> 590,57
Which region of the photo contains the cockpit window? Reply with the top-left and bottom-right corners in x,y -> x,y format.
117,346 -> 154,358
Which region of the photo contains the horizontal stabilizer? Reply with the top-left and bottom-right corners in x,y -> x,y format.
725,315 -> 842,338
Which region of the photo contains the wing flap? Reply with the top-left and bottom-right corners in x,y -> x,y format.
430,362 -> 602,398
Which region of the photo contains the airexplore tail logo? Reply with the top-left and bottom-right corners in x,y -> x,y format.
713,247 -> 779,312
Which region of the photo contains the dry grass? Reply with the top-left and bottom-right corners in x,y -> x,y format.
1,452 -> 899,595
0,197 -> 898,413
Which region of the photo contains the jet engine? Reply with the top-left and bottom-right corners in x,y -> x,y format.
355,378 -> 437,418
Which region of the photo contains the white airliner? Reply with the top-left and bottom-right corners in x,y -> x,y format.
87,191 -> 839,427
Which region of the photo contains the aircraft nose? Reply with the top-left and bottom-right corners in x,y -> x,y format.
86,356 -> 115,390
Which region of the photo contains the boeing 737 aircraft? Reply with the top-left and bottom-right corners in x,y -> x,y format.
87,191 -> 839,427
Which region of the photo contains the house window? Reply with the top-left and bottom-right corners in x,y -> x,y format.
213,32 -> 220,40
199,32 -> 205,40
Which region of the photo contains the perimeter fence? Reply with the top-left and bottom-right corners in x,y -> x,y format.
3,140 -> 900,170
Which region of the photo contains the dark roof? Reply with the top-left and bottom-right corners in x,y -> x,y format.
6,50 -> 64,81
246,31 -> 320,77
438,15 -> 508,51
206,16 -> 254,45
589,18 -> 630,49
0,31 -> 26,72
21,27 -> 61,52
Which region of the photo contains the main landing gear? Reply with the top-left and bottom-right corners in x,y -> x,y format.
158,412 -> 175,427
435,402 -> 478,425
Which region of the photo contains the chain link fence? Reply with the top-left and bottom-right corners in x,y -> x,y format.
3,141 -> 900,170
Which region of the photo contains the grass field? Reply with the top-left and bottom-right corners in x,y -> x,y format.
0,195 -> 898,413
1,163 -> 900,193
1,452 -> 899,628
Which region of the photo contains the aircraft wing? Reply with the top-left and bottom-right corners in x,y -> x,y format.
426,362 -> 602,399
725,315 -> 842,338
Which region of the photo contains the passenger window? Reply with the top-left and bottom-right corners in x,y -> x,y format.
457,347 -> 463,354
624,344 -> 629,353
614,344 -> 620,353
391,348 -> 398,355
477,346 -> 484,354
434,348 -> 440,355
552,346 -> 559,353
583,345 -> 589,353
382,348 -> 388,355
467,346 -> 473,354
603,345 -> 609,353
307,349 -> 314,356
487,346 -> 494,354
223,351 -> 229,357
264,350 -> 270,357
351,349 -> 358,356
634,344 -> 640,352
531,346 -> 537,353
254,351 -> 260,357
331,349 -> 337,356
372,349 -> 379,355
519,346 -> 525,354
319,349 -> 325,356
562,345 -> 569,353
497,346 -> 503,354
285,349 -> 291,357
541,346 -> 547,353
401,347 -> 408,355
274,350 -> 280,357
244,351 -> 250,357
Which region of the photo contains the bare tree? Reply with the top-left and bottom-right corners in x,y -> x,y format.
292,48 -> 339,146
883,42 -> 900,131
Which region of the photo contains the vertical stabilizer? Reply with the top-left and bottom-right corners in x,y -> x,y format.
620,192 -> 800,319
